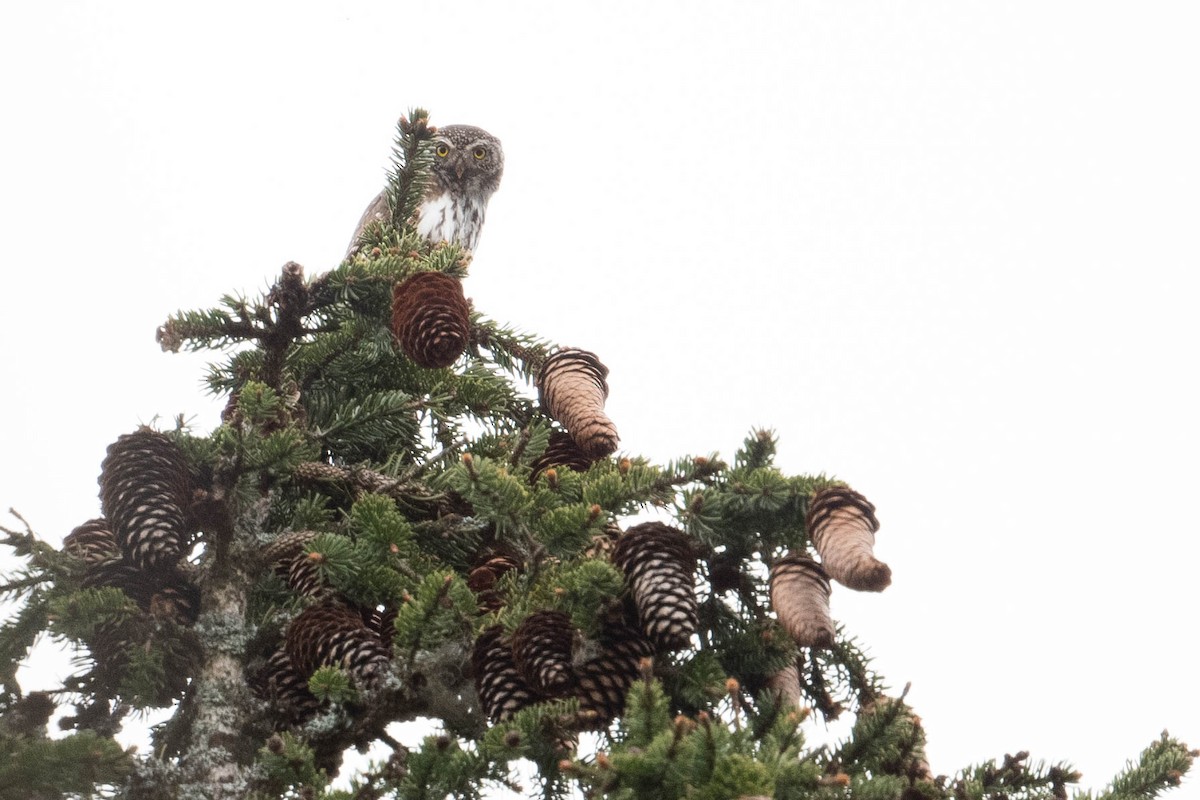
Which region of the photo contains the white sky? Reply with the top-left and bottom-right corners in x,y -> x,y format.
2,2 -> 1198,796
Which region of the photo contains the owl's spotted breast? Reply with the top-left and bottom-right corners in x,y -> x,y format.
415,190 -> 490,253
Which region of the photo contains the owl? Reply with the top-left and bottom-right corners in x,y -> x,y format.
346,124 -> 504,257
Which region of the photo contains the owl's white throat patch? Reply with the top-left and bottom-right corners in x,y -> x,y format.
415,190 -> 489,252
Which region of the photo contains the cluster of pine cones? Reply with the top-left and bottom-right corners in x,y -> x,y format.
770,486 -> 890,652
61,428 -> 200,704
470,521 -> 695,730
252,531 -> 397,724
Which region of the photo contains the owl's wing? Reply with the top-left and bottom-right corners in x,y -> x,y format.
344,190 -> 389,259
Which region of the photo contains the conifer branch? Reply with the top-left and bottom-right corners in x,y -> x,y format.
385,109 -> 437,231
469,317 -> 554,382
291,461 -> 457,517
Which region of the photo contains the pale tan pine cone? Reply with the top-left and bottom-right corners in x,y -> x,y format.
765,660 -> 803,710
536,348 -> 619,458
768,553 -> 835,649
807,486 -> 891,592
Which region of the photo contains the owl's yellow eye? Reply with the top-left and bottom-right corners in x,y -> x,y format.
435,144 -> 450,157
473,146 -> 487,160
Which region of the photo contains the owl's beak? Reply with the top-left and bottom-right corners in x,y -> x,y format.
454,158 -> 466,180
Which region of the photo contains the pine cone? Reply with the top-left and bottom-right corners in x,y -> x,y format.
291,461 -> 347,485
81,557 -> 201,625
262,530 -> 328,597
390,271 -> 470,368
360,605 -> 398,651
536,348 -> 619,458
529,429 -> 594,484
765,660 -> 803,710
511,611 -> 576,696
286,551 -> 330,599
99,429 -> 192,569
62,518 -> 118,564
262,530 -> 319,572
472,625 -> 538,722
769,553 -> 835,649
574,623 -> 654,730
612,522 -> 698,651
253,647 -> 321,723
807,486 -> 890,592
147,580 -> 202,626
466,553 -> 521,613
285,601 -> 391,687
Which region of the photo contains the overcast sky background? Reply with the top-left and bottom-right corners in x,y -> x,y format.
2,2 -> 1198,796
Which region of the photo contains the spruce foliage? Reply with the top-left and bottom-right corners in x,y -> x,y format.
1,110 -> 1194,799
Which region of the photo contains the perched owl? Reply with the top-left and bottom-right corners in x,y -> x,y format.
346,124 -> 504,257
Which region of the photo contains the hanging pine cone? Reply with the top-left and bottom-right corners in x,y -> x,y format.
807,486 -> 890,592
285,601 -> 391,688
536,348 -> 619,458
768,553 -> 835,649
612,522 -> 698,651
99,428 -> 193,569
574,622 -> 654,730
390,271 -> 471,368
511,610 -> 576,697
62,518 -> 118,565
253,647 -> 322,724
472,625 -> 539,722
765,660 -> 803,710
466,553 -> 521,613
529,429 -> 594,485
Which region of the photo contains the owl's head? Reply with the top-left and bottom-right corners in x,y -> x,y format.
429,125 -> 504,198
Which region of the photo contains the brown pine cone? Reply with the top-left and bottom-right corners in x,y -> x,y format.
807,486 -> 890,592
574,622 -> 654,730
466,553 -> 521,613
528,429 -> 594,485
80,557 -> 200,625
261,530 -> 329,597
99,429 -> 193,569
511,610 -> 576,696
62,519 -> 119,565
262,530 -> 319,573
768,553 -> 835,649
472,625 -> 538,722
146,581 -> 202,626
612,522 -> 698,651
390,271 -> 471,369
253,647 -> 322,723
536,348 -> 619,458
360,605 -> 399,651
285,601 -> 391,688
